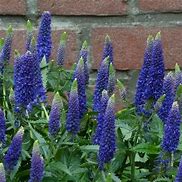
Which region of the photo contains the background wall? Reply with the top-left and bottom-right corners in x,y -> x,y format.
0,0 -> 182,105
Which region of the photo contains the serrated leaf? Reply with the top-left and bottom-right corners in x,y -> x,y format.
135,153 -> 149,163
117,122 -> 133,141
132,143 -> 160,154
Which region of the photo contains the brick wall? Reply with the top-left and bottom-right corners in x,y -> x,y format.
1,0 -> 182,104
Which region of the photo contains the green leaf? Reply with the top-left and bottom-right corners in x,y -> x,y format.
135,153 -> 149,163
10,159 -> 21,180
153,177 -> 171,182
49,162 -> 72,176
106,173 -> 112,182
80,145 -> 99,152
151,114 -> 163,139
117,122 -> 133,141
28,119 -> 48,124
41,56 -> 48,88
0,38 -> 4,50
177,84 -> 182,98
26,20 -> 32,32
132,143 -> 160,154
175,63 -> 181,73
29,123 -> 49,158
111,173 -> 122,182
71,167 -> 87,174
22,149 -> 31,159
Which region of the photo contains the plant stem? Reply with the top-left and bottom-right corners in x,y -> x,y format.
171,152 -> 174,167
41,103 -> 49,120
2,79 -> 9,110
130,152 -> 135,182
130,116 -> 142,182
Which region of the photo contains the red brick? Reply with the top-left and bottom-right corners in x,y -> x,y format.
91,26 -> 182,70
139,0 -> 182,12
0,29 -> 78,68
0,0 -> 26,15
38,0 -> 127,16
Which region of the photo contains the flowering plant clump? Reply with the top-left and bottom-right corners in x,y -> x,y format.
1,11 -> 182,182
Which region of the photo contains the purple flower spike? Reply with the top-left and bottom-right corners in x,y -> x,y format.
0,108 -> 6,145
26,20 -> 33,52
158,72 -> 175,123
29,141 -> 44,182
14,51 -> 46,112
80,40 -> 89,85
93,56 -> 109,113
0,25 -> 13,73
57,32 -> 67,66
107,63 -> 115,96
135,35 -> 154,114
73,57 -> 87,119
0,163 -> 6,182
175,157 -> 182,182
161,102 -> 181,152
98,94 -> 116,170
37,11 -> 52,63
144,32 -> 165,102
4,127 -> 24,171
48,92 -> 63,136
102,35 -> 113,64
93,90 -> 109,145
66,79 -> 80,135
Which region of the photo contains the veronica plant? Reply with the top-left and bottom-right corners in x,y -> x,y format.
4,127 -> 24,171
48,92 -> 63,136
93,90 -> 109,145
158,72 -> 175,123
93,56 -> 109,113
56,32 -> 67,66
66,79 -> 80,135
79,40 -> 89,85
0,25 -> 13,73
73,57 -> 87,119
37,11 -> 52,63
0,108 -> 6,145
98,94 -> 116,170
135,35 -> 154,115
14,51 -> 46,112
0,163 -> 6,182
29,141 -> 44,182
102,35 -> 113,64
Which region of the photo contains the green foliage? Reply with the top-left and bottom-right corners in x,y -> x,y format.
0,42 -> 180,182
